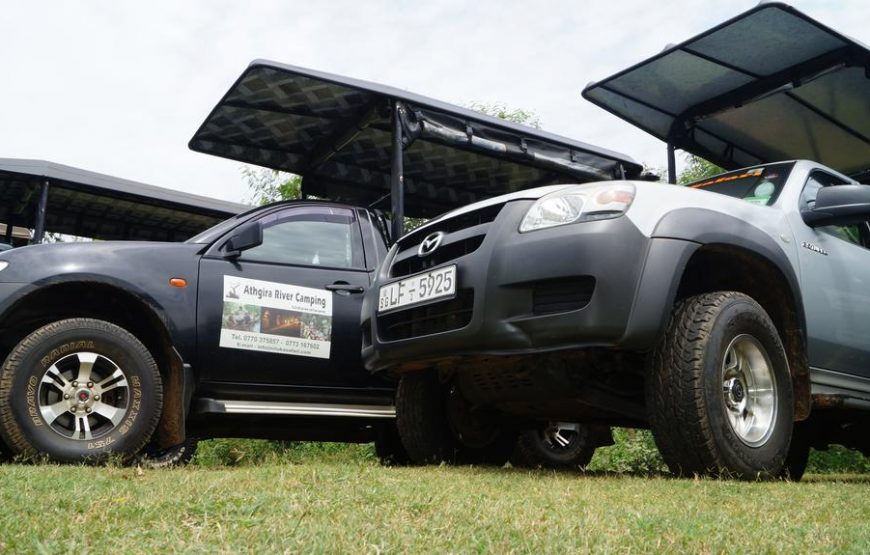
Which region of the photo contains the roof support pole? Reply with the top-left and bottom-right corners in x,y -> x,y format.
667,143 -> 677,184
390,100 -> 405,240
31,180 -> 50,244
3,223 -> 12,243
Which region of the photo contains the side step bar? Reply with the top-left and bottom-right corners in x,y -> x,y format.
196,399 -> 396,419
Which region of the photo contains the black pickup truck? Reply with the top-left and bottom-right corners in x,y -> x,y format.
0,61 -> 641,464
0,200 -> 404,462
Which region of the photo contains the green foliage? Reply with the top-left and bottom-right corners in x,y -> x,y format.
466,101 -> 542,129
808,445 -> 870,474
678,154 -> 724,185
242,166 -> 302,205
586,428 -> 667,474
194,432 -> 870,475
194,439 -> 375,467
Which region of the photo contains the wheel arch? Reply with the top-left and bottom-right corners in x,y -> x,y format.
0,279 -> 191,446
651,209 -> 810,420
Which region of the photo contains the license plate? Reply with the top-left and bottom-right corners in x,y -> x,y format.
378,265 -> 457,313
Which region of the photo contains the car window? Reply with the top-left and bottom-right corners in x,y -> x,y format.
801,172 -> 868,248
240,207 -> 363,268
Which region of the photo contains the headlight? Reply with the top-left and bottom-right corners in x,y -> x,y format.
519,183 -> 635,232
0,261 -> 7,272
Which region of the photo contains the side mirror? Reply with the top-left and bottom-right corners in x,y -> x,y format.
221,221 -> 263,258
802,185 -> 870,227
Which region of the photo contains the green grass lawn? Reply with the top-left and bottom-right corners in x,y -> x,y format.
2,445 -> 869,553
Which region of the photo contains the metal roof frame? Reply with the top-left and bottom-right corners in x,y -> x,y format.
582,2 -> 870,183
190,60 -> 643,239
0,158 -> 248,243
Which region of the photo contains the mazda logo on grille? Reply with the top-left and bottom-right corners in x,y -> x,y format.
418,231 -> 444,257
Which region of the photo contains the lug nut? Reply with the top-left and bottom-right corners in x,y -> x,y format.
63,394 -> 70,400
85,407 -> 91,413
94,395 -> 100,401
72,381 -> 78,388
87,382 -> 94,388
71,406 -> 77,413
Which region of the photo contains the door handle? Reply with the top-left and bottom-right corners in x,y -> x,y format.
325,283 -> 365,294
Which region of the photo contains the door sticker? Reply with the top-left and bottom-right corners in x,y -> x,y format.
220,275 -> 332,359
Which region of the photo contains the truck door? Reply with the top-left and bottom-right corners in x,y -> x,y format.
790,170 -> 870,379
196,205 -> 377,388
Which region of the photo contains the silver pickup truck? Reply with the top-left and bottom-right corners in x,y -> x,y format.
362,3 -> 870,479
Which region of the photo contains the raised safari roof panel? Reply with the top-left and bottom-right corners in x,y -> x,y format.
0,158 -> 248,241
582,2 -> 870,180
190,61 -> 643,218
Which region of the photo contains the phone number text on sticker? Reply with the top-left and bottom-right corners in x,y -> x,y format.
378,265 -> 456,313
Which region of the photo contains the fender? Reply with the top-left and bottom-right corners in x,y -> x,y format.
636,208 -> 811,419
620,208 -> 807,350
651,207 -> 806,337
28,272 -> 195,360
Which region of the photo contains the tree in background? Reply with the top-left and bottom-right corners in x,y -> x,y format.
466,101 -> 542,129
243,166 -> 301,206
678,154 -> 724,185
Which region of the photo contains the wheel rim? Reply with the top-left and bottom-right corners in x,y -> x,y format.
539,422 -> 582,452
721,334 -> 777,447
36,351 -> 131,441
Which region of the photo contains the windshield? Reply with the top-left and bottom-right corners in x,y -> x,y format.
686,162 -> 795,206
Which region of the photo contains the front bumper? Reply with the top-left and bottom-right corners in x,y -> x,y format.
362,201 -> 697,372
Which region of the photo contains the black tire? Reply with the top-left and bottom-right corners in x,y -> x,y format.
0,318 -> 163,463
137,436 -> 198,469
512,422 -> 597,469
396,370 -> 452,464
454,429 -> 516,467
396,369 -> 513,466
648,292 -> 793,479
374,423 -> 412,466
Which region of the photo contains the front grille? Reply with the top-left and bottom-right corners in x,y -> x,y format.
378,289 -> 474,341
532,276 -> 596,314
391,236 -> 483,277
390,203 -> 505,278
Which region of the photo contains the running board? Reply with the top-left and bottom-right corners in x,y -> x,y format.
196,399 -> 396,419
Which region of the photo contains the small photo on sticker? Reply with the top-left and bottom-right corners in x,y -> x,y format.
261,308 -> 303,338
301,314 -> 332,342
223,303 -> 261,332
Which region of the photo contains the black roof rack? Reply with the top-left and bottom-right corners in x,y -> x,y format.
190,60 -> 642,238
583,2 -> 870,183
0,158 -> 248,242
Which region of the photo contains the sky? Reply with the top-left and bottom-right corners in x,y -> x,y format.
1,0 -> 867,205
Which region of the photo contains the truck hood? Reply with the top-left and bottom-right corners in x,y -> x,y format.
626,181 -> 787,239
403,177 -> 788,245
400,183 -> 579,242
0,241 -> 203,284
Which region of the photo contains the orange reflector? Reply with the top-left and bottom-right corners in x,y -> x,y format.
169,278 -> 188,288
